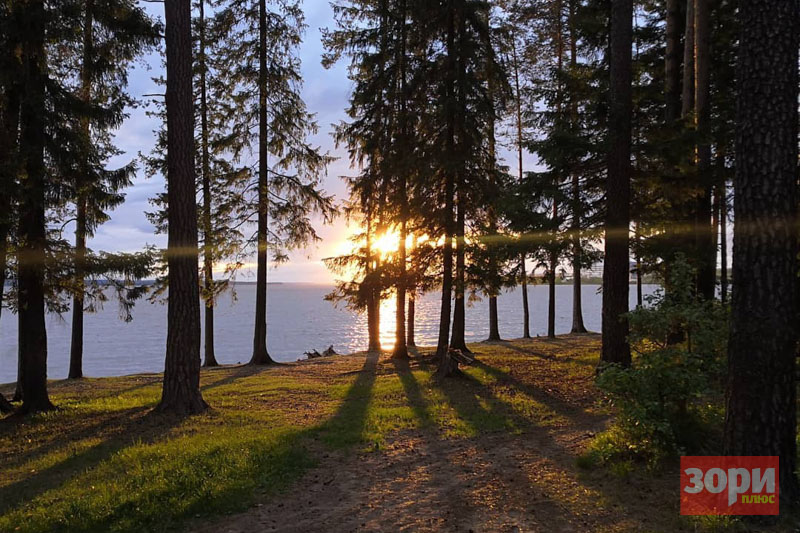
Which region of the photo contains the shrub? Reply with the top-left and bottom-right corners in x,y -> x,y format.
595,257 -> 728,464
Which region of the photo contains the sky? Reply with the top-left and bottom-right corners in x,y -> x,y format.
90,0 -> 539,284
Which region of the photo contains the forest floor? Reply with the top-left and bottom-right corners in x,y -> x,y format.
0,335 -> 761,532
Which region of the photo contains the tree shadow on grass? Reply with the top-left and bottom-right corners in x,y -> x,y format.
314,352 -> 379,448
0,352 -> 382,533
494,339 -> 596,366
391,358 -> 434,428
0,407 -> 182,517
473,360 -> 605,426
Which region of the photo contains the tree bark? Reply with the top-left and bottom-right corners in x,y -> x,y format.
436,1 -> 456,367
69,199 -> 87,379
250,0 -> 275,365
69,0 -> 94,380
199,0 -> 218,368
664,0 -> 683,124
157,0 -> 207,414
724,0 -> 800,503
392,1 -> 409,360
511,37 -> 530,340
392,217 -> 407,358
548,202 -> 557,339
406,287 -> 415,347
450,196 -> 468,352
17,0 -> 54,413
720,180 -> 727,303
681,0 -> 695,118
601,0 -> 632,367
693,0 -> 714,300
520,256 -> 530,338
568,1 -> 585,334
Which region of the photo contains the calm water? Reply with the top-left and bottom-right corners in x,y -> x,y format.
0,283 -> 657,383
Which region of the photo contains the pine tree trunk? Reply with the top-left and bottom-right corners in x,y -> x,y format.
392,2 -> 409,360
664,0 -> 683,124
693,0 -> 714,300
511,37 -> 530,340
681,0 -> 695,118
406,287 -> 415,347
520,256 -> 530,338
157,0 -> 207,415
567,0 -> 586,335
199,0 -> 218,368
720,181 -> 727,303
17,0 -> 53,414
724,0 -> 800,503
570,174 -> 586,333
436,2 -> 456,367
488,297 -> 499,341
601,0 -> 632,367
69,199 -> 86,379
548,201 -> 557,339
69,1 -> 93,380
250,0 -> 274,365
0,226 -> 6,327
450,198 -> 468,352
392,221 -> 408,359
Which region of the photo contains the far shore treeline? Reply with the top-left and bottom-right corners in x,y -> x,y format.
0,0 -> 798,507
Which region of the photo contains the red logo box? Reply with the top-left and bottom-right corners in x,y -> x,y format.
681,456 -> 779,515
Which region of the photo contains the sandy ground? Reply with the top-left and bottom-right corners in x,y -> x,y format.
193,339 -> 679,533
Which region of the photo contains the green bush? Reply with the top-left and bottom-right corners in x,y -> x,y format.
595,257 -> 728,464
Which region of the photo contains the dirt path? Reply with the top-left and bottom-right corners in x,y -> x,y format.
193,339 -> 680,533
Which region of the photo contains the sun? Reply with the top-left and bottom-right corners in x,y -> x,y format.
372,230 -> 400,258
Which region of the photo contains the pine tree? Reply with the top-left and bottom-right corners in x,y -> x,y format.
215,0 -> 335,365
67,0 -> 158,379
601,0 -> 632,367
157,0 -> 208,414
724,0 -> 800,503
16,0 -> 53,413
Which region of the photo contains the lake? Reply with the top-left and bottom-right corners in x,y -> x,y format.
0,283 -> 658,383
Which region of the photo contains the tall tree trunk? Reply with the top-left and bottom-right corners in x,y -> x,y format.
511,36 -> 530,340
724,0 -> 800,503
484,4 -> 500,343
250,0 -> 275,365
681,0 -> 695,118
450,196 -> 468,352
157,0 -> 207,414
69,199 -> 86,379
601,0 -> 632,367
436,2 -> 458,377
664,0 -> 683,123
69,0 -> 94,380
406,286 -> 415,347
568,1 -> 586,334
17,0 -> 53,413
720,180 -> 727,303
199,0 -> 218,368
392,0 -> 409,360
520,256 -> 530,338
693,0 -> 714,300
366,217 -> 381,353
548,202 -> 557,339
392,222 -> 408,358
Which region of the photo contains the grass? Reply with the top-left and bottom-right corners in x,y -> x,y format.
0,335 -> 769,533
